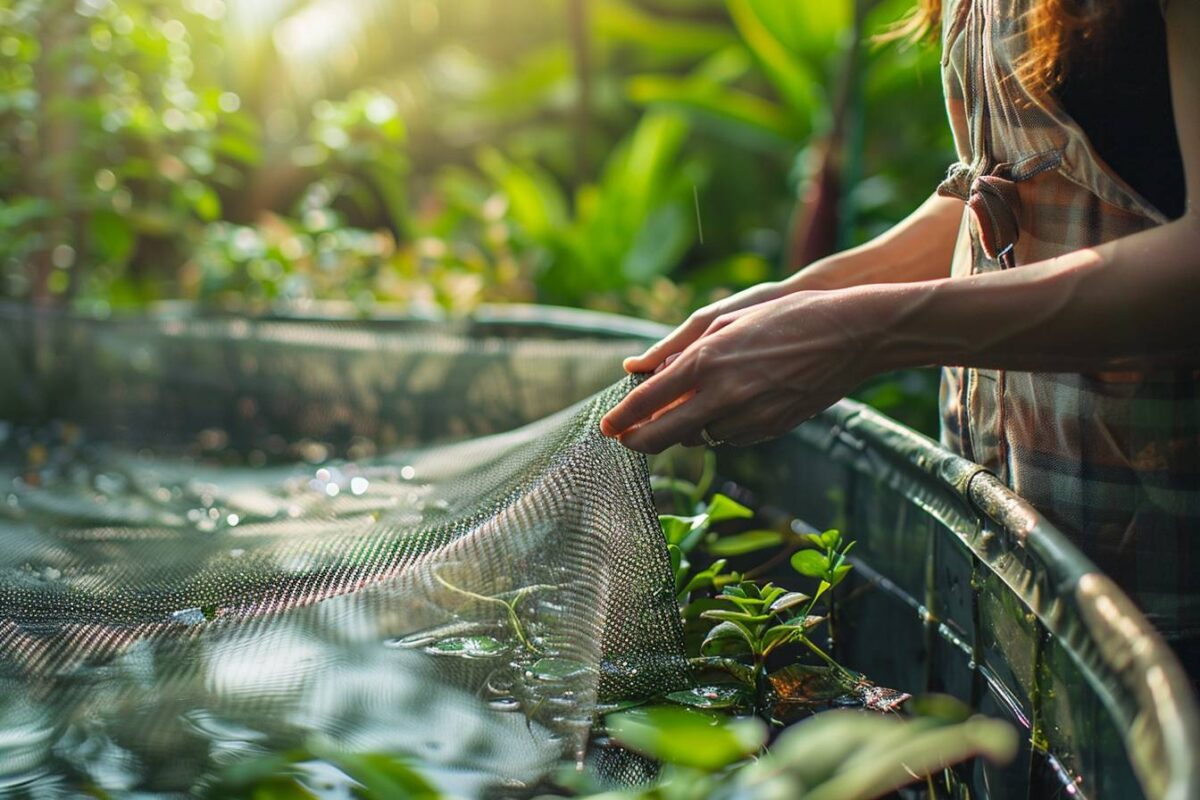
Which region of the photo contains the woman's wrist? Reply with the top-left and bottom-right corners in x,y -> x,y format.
833,280 -> 953,375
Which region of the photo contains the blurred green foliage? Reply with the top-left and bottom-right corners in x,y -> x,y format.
0,0 -> 952,429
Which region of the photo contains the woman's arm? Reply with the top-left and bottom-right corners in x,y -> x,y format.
601,1 -> 1199,454
622,192 -> 963,374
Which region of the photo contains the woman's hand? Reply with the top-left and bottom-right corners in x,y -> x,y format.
621,281 -> 790,375
601,289 -> 885,454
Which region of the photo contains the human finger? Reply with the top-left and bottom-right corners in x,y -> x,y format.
617,390 -> 726,455
622,311 -> 714,374
600,360 -> 698,437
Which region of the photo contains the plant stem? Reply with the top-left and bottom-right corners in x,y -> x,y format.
798,635 -> 852,680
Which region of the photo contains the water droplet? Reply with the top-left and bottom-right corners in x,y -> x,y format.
324,483 -> 340,497
226,513 -> 240,526
315,468 -> 331,482
350,477 -> 369,495
401,466 -> 416,481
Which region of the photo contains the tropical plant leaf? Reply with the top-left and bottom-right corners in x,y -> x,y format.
701,620 -> 755,653
707,529 -> 783,557
791,549 -> 828,578
767,591 -> 811,614
606,706 -> 767,772
705,493 -> 754,523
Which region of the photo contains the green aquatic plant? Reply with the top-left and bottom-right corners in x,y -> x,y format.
659,490 -> 752,605
697,579 -> 833,715
431,572 -> 553,654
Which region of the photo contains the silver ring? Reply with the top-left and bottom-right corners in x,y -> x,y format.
700,426 -> 725,448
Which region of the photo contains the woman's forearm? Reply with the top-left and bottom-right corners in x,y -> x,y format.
784,192 -> 964,291
860,212 -> 1200,373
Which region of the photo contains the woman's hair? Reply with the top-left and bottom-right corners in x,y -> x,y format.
885,0 -> 1113,93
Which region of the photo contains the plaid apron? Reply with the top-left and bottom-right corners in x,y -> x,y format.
936,0 -> 1200,653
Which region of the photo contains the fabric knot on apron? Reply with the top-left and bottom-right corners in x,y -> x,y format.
966,174 -> 1022,263
938,164 -> 1022,265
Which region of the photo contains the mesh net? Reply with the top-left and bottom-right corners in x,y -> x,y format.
0,309 -> 688,796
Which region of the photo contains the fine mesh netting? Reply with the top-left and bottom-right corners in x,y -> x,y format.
0,308 -> 688,796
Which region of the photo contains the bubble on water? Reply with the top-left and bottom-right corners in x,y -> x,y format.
226,513 -> 240,527
401,466 -> 416,481
42,567 -> 61,581
350,477 -> 369,496
324,483 -> 340,498
315,468 -> 331,482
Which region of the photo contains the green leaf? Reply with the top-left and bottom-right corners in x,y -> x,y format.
89,210 -> 136,265
665,685 -> 750,710
791,549 -> 829,578
820,529 -> 842,548
324,752 -> 440,800
705,494 -> 755,523
725,0 -> 820,116
701,620 -> 756,654
659,514 -> 705,547
595,0 -> 738,59
477,148 -> 567,238
627,73 -> 805,146
668,544 -> 685,586
621,202 -> 692,282
768,592 -> 811,614
701,608 -> 771,626
528,658 -> 592,681
758,584 -> 787,606
650,475 -> 699,497
830,563 -> 853,586
681,558 -> 728,596
184,180 -> 222,222
606,706 -> 766,771
688,656 -> 756,686
707,529 -> 783,556
424,636 -> 507,658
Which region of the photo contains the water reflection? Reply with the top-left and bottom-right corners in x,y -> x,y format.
0,438 -> 603,796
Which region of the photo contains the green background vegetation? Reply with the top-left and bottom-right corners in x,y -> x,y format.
0,0 -> 953,432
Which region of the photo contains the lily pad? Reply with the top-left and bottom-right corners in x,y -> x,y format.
665,685 -> 750,710
424,636 -> 508,658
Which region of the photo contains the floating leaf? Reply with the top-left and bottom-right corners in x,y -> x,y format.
424,636 -> 507,659
665,685 -> 750,710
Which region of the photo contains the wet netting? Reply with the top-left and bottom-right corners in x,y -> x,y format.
0,308 -> 688,796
